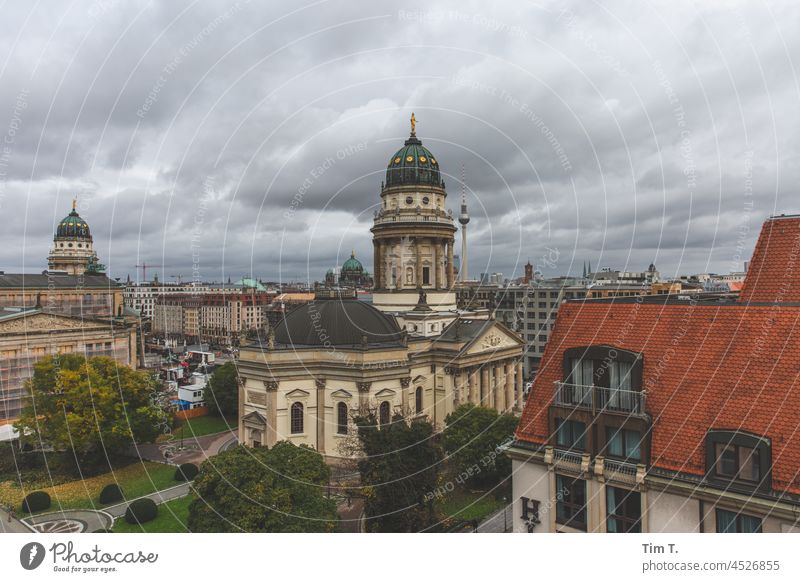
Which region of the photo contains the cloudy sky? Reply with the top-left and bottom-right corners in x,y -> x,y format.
0,0 -> 797,284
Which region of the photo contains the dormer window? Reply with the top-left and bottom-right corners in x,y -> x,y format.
706,430 -> 771,490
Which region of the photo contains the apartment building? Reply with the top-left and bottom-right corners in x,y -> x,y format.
509,215 -> 800,534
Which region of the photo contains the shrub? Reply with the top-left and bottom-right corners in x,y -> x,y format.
99,484 -> 124,504
174,463 -> 199,482
124,498 -> 158,524
21,491 -> 51,514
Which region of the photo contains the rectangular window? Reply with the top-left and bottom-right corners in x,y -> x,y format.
606,486 -> 641,533
555,418 -> 586,450
713,443 -> 761,482
556,475 -> 587,530
716,509 -> 762,533
606,427 -> 642,461
422,267 -> 430,285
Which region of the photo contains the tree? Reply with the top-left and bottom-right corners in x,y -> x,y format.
355,413 -> 442,532
204,361 -> 238,418
15,354 -> 167,467
188,442 -> 337,532
443,404 -> 519,488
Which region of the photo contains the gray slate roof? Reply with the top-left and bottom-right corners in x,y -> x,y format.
0,272 -> 119,289
273,299 -> 403,348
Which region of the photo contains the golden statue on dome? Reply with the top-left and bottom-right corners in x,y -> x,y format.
410,112 -> 416,135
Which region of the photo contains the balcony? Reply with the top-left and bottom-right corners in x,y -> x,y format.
553,381 -> 646,416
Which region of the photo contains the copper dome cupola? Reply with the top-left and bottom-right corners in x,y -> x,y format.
56,200 -> 92,240
385,113 -> 444,188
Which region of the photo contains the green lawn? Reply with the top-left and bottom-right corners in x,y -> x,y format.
437,490 -> 505,523
113,494 -> 195,533
160,415 -> 237,441
0,460 -> 178,515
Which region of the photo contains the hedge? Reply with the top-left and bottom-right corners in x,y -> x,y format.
124,498 -> 158,524
99,484 -> 124,504
21,491 -> 51,514
174,463 -> 199,482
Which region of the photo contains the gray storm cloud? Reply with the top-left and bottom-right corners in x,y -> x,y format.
0,0 -> 797,282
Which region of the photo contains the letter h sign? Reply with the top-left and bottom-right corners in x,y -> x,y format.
520,497 -> 540,532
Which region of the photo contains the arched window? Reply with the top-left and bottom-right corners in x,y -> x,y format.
337,402 -> 348,435
290,402 -> 304,434
415,387 -> 423,414
379,401 -> 391,426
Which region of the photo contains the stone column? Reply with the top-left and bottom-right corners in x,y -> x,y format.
357,381 -> 371,413
505,360 -> 514,413
446,239 -> 455,288
480,366 -> 489,406
467,368 -> 477,404
400,377 -> 411,415
516,360 -> 523,411
456,369 -> 467,407
415,238 -> 422,287
431,243 -> 438,289
315,378 -> 326,454
373,240 -> 381,289
495,362 -> 505,412
264,380 -> 279,447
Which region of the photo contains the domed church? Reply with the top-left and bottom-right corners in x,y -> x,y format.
237,116 -> 524,459
48,200 -> 105,275
338,251 -> 373,288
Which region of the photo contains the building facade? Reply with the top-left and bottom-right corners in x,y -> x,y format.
0,308 -> 136,420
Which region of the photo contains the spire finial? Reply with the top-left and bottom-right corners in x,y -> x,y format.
72,197 -> 77,211
410,112 -> 416,135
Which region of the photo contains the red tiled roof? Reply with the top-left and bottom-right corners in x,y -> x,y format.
739,215 -> 800,303
516,301 -> 800,494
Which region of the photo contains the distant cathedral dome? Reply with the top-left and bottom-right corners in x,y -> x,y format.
56,206 -> 92,240
341,251 -> 364,275
385,116 -> 443,188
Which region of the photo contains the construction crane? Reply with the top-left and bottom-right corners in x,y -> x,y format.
135,263 -> 148,282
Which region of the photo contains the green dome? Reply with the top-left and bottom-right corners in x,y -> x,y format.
56,205 -> 92,240
386,134 -> 443,188
341,251 -> 364,273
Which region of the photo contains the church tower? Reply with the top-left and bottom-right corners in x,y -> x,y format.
48,200 -> 105,275
371,114 -> 458,312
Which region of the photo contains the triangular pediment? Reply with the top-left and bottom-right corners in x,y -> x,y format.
331,389 -> 353,399
242,410 -> 266,425
374,388 -> 397,398
465,322 -> 524,355
285,388 -> 310,398
0,311 -> 103,333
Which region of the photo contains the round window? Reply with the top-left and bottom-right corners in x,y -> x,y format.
68,243 -> 73,248
406,196 -> 414,205
422,196 -> 430,205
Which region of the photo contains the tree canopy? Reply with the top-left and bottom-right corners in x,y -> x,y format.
355,413 -> 442,532
15,354 -> 168,466
188,442 -> 337,532
443,403 -> 519,488
204,361 -> 239,418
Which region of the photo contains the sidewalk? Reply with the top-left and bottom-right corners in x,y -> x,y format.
0,505 -> 36,533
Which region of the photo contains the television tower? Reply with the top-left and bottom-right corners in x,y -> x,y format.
458,164 -> 470,281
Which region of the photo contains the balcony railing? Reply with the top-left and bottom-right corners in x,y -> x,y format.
553,381 -> 646,416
